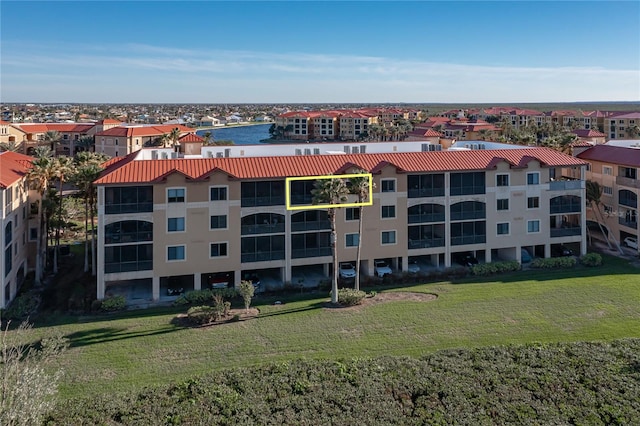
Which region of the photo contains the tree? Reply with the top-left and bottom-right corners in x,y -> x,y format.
0,141 -> 21,152
169,127 -> 181,148
52,156 -> 75,274
585,180 -> 622,253
311,178 -> 349,304
27,151 -> 57,284
627,124 -> 640,139
239,280 -> 255,312
202,131 -> 213,145
43,130 -> 61,156
76,136 -> 95,153
347,170 -> 372,291
0,321 -> 66,426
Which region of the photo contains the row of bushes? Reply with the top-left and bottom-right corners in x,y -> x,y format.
471,260 -> 521,276
45,339 -> 640,425
174,288 -> 239,306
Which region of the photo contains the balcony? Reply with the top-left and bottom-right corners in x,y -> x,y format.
408,188 -> 445,198
450,209 -> 485,221
550,202 -> 582,214
241,196 -> 285,207
291,221 -> 330,232
241,223 -> 285,235
241,251 -> 285,263
616,176 -> 640,190
105,260 -> 153,273
105,232 -> 153,244
550,227 -> 581,237
450,186 -> 485,196
105,202 -> 153,215
408,238 -> 445,249
549,180 -> 584,191
451,235 -> 486,246
618,218 -> 638,229
408,213 -> 445,224
291,247 -> 331,259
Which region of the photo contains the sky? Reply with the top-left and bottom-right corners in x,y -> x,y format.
1,1 -> 639,104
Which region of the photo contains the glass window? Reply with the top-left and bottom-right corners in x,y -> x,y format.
346,208 -> 360,221
603,166 -> 613,175
497,223 -> 509,235
381,230 -> 396,245
527,172 -> 540,185
381,179 -> 395,192
527,220 -> 540,233
167,217 -> 185,232
527,197 -> 539,208
345,233 -> 359,247
210,215 -> 227,229
167,245 -> 185,261
381,205 -> 396,219
167,188 -> 185,203
210,242 -> 228,257
603,186 -> 613,196
496,174 -> 509,187
497,199 -> 509,211
29,227 -> 37,241
210,187 -> 227,201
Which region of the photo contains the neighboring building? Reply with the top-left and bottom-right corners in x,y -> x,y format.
94,146 -> 586,305
575,143 -> 640,252
0,152 -> 35,309
94,124 -> 194,158
11,123 -> 95,155
602,112 -> 640,140
572,129 -> 607,145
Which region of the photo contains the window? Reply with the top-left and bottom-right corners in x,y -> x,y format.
210,215 -> 227,229
528,197 -> 539,208
345,233 -> 359,247
381,230 -> 396,245
29,227 -> 37,241
603,166 -> 613,175
167,188 -> 185,203
496,174 -> 509,187
346,208 -> 360,221
381,179 -> 396,192
167,217 -> 185,232
381,205 -> 396,219
210,242 -> 228,257
527,172 -> 540,185
167,245 -> 185,261
497,199 -> 509,211
527,220 -> 540,233
497,223 -> 510,235
603,186 -> 613,196
210,186 -> 228,201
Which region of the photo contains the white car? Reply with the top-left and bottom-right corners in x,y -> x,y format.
374,260 -> 392,278
339,263 -> 356,280
407,260 -> 420,274
624,237 -> 638,250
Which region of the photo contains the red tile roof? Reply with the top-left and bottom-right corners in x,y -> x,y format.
97,119 -> 123,125
572,129 -> 606,138
0,151 -> 32,188
577,144 -> 640,168
95,148 -> 586,185
178,133 -> 204,143
15,123 -> 95,133
95,124 -> 193,137
0,120 -> 11,126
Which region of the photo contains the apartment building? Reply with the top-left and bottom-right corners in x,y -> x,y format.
94,124 -> 194,158
95,146 -> 586,305
338,111 -> 378,140
575,143 -> 640,251
602,112 -> 640,140
0,152 -> 35,309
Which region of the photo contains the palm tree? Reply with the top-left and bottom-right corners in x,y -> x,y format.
311,177 -> 349,304
43,130 -> 61,156
169,127 -> 181,149
0,141 -> 21,152
159,133 -> 170,148
202,131 -> 213,145
76,136 -> 95,153
347,170 -> 372,291
27,152 -> 57,284
585,180 -> 622,253
52,156 -> 74,273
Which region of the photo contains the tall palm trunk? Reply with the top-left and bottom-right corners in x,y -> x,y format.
90,189 -> 96,276
35,199 -> 44,285
355,205 -> 364,291
83,197 -> 89,273
329,208 -> 338,304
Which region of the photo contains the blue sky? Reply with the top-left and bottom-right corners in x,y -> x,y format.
1,1 -> 639,103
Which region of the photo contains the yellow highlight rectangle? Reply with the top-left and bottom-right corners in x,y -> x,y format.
285,173 -> 374,211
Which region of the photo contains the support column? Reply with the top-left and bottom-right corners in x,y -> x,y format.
194,272 -> 201,291
152,276 -> 160,301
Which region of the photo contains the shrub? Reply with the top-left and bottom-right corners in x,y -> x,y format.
471,261 -> 521,276
531,257 -> 577,269
580,253 -> 602,267
239,280 -> 255,312
186,306 -> 216,325
212,287 -> 239,300
367,290 -> 377,298
99,295 -> 126,312
337,288 -> 366,306
1,292 -> 40,320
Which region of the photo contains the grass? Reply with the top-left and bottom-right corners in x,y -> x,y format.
26,254 -> 640,400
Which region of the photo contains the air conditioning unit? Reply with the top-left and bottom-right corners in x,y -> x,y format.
421,144 -> 429,152
161,152 -> 169,159
170,152 -> 178,159
344,145 -> 351,154
352,147 -> 359,154
304,148 -> 311,155
216,152 -> 223,158
295,149 -> 302,155
313,148 -> 320,155
224,148 -> 231,157
151,150 -> 159,159
207,151 -> 214,158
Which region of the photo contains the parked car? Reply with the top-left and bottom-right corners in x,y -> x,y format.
210,274 -> 231,289
521,248 -> 533,263
407,259 -> 420,274
374,260 -> 392,278
453,252 -> 478,267
624,237 -> 638,250
339,263 -> 356,280
167,286 -> 184,296
551,245 -> 573,257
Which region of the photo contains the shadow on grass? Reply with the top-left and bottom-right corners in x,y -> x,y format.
65,325 -> 180,348
256,301 -> 325,319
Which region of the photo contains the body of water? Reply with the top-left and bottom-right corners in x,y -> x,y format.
196,124 -> 271,145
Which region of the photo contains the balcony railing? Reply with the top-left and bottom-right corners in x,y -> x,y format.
618,218 -> 638,229
408,188 -> 445,198
550,227 -> 581,237
241,196 -> 285,207
241,223 -> 285,235
451,235 -> 486,246
408,213 -> 446,224
549,180 -> 583,191
291,247 -> 331,259
105,232 -> 153,244
105,260 -> 153,273
550,203 -> 582,214
616,176 -> 640,189
450,186 -> 485,196
290,194 -> 314,205
408,238 -> 445,249
291,221 -> 330,232
105,202 -> 153,215
450,210 -> 486,221
241,250 -> 285,263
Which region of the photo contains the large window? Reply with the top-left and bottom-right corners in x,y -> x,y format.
408,224 -> 445,249
167,217 -> 185,232
291,232 -> 331,258
241,213 -> 285,235
104,220 -> 153,244
289,180 -> 315,205
4,246 -> 11,277
241,235 -> 285,262
450,221 -> 486,245
241,181 -> 285,207
527,220 -> 540,233
104,244 -> 153,273
381,205 -> 396,219
105,186 -> 153,214
210,215 -> 228,230
291,210 -> 329,232
450,201 -> 486,221
4,222 -> 11,247
450,172 -> 485,196
345,208 -> 360,221
167,245 -> 186,261
345,233 -> 359,247
408,203 -> 445,223
407,174 -> 445,198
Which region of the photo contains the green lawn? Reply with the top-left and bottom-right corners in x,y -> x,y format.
32,255 -> 640,400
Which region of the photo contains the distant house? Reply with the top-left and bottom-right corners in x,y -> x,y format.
226,114 -> 243,124
197,116 -> 222,127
